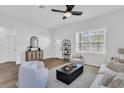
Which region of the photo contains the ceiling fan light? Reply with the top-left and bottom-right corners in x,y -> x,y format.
64,12 -> 72,17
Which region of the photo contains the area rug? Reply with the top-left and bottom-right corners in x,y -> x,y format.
43,58 -> 67,69
47,63 -> 99,88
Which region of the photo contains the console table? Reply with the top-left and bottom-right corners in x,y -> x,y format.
25,50 -> 43,61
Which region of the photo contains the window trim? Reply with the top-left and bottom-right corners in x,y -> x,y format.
76,28 -> 106,54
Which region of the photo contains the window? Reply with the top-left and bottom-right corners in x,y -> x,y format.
76,29 -> 106,53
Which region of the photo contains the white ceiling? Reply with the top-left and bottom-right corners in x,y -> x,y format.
0,5 -> 124,29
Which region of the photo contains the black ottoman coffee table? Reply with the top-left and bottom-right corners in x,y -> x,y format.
56,63 -> 84,85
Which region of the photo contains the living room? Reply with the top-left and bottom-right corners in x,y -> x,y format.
0,3 -> 124,89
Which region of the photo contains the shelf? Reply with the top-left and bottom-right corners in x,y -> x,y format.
62,39 -> 71,61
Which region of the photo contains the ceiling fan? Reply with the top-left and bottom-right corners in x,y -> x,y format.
51,5 -> 83,19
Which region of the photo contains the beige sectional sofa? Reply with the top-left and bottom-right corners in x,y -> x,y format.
90,58 -> 124,88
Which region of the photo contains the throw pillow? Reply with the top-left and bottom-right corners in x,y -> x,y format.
107,62 -> 124,72
118,59 -> 124,63
107,76 -> 123,88
117,73 -> 124,80
101,73 -> 116,86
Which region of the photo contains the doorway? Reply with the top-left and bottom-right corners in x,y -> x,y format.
0,27 -> 16,63
4,34 -> 16,62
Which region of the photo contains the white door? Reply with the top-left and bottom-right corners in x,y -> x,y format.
4,35 -> 16,62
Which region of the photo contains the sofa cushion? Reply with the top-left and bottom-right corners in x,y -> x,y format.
107,62 -> 124,72
101,73 -> 116,86
117,73 -> 124,80
118,59 -> 124,63
107,76 -> 123,88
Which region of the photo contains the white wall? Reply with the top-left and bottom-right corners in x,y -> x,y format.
0,15 -> 52,64
53,9 -> 124,67
0,9 -> 124,66
0,29 -> 3,62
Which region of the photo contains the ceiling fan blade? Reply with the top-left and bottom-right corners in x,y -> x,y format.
71,11 -> 83,16
51,9 -> 65,13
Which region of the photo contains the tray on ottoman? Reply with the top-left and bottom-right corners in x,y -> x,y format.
56,63 -> 84,85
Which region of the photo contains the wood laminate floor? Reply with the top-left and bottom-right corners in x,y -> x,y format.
0,62 -> 19,88
0,59 -> 66,88
43,58 -> 67,69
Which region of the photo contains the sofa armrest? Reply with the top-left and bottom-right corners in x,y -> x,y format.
98,64 -> 107,74
100,64 -> 107,68
98,64 -> 117,75
90,74 -> 104,88
99,64 -> 106,69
